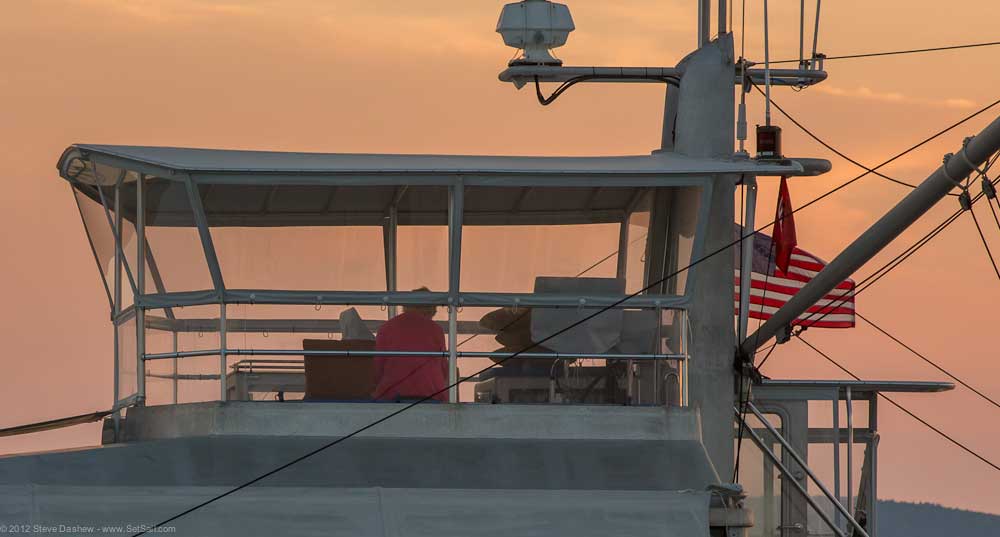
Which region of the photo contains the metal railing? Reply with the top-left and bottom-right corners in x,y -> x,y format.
736,403 -> 871,537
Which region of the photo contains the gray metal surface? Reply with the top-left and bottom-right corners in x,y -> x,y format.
0,436 -> 716,491
60,145 -> 802,183
759,379 -> 955,394
0,486 -> 710,537
672,33 -> 738,479
0,403 -> 719,535
497,65 -> 827,87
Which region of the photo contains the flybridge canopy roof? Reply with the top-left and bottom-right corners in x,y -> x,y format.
58,144 -> 809,228
58,144 -> 805,187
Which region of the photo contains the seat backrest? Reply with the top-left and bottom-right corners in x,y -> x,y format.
302,339 -> 377,401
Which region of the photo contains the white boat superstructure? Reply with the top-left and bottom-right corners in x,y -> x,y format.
3,1 -> 998,536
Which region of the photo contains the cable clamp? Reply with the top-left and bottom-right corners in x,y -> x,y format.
958,138 -> 986,178
982,176 -> 997,200
941,153 -> 967,189
958,189 -> 973,212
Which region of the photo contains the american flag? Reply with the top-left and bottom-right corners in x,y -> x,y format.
733,226 -> 856,328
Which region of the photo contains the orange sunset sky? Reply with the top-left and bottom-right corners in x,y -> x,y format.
2,0 -> 999,514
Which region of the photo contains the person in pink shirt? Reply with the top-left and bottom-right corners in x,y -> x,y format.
372,289 -> 448,402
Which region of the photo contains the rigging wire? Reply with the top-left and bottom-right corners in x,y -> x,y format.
751,82 -> 956,194
758,164 -> 1000,417
966,204 -> 1000,280
734,340 -> 776,482
986,190 -> 1000,235
793,156 -> 1000,331
134,95 -> 1000,537
795,334 -> 1000,473
770,40 -> 1000,65
763,96 -> 1000,219
747,100 -> 1000,340
856,312 -> 1000,411
847,153 -> 1000,298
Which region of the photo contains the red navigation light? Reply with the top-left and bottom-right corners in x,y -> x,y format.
756,125 -> 782,159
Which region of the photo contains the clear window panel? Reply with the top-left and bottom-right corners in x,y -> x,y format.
462,304 -> 676,405
71,180 -> 139,310
225,303 -> 402,402
624,192 -> 652,294
398,226 -> 449,292
461,186 -> 630,293
154,304 -> 222,404
72,183 -> 117,307
117,314 -> 138,401
460,186 -> 701,297
199,184 -> 453,292
144,177 -> 215,292
143,308 -> 178,406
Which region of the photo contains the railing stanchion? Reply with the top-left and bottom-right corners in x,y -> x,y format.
220,303 -> 228,401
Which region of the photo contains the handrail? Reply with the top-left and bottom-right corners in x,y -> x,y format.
144,348 -> 688,362
746,402 -> 871,537
734,407 -> 848,537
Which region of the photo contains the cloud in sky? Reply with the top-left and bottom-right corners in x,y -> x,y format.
815,84 -> 976,109
75,0 -> 263,22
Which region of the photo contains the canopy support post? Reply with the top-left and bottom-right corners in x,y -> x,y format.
136,174 -> 146,406
112,182 -> 122,439
447,181 -> 465,403
183,175 -> 226,296
737,176 -> 757,343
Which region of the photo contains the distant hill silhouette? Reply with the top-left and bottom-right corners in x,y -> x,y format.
746,497 -> 999,536
877,500 -> 1000,537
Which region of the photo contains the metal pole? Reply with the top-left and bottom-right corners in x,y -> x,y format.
654,304 -> 662,405
148,349 -> 683,361
387,204 -> 399,319
616,217 -> 629,279
747,402 -> 871,537
799,0 -> 805,65
847,385 -> 854,518
718,0 -> 727,37
698,0 -> 711,47
870,396 -> 879,537
172,333 -> 178,404
737,177 -> 757,342
447,182 -> 464,404
833,391 -> 842,530
220,302 -> 228,401
763,0 -> 772,126
112,183 -> 122,439
811,0 -> 823,62
681,310 -> 690,406
448,306 -> 458,403
136,174 -> 146,405
184,176 -> 226,294
763,447 -> 776,536
626,358 -> 635,405
735,408 -> 848,537
744,115 -> 1000,354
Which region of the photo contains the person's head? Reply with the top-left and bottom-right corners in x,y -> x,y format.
402,286 -> 437,318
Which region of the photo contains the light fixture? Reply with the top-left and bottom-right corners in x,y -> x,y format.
496,0 -> 575,66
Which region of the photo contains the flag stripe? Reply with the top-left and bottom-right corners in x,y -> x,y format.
735,229 -> 855,330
